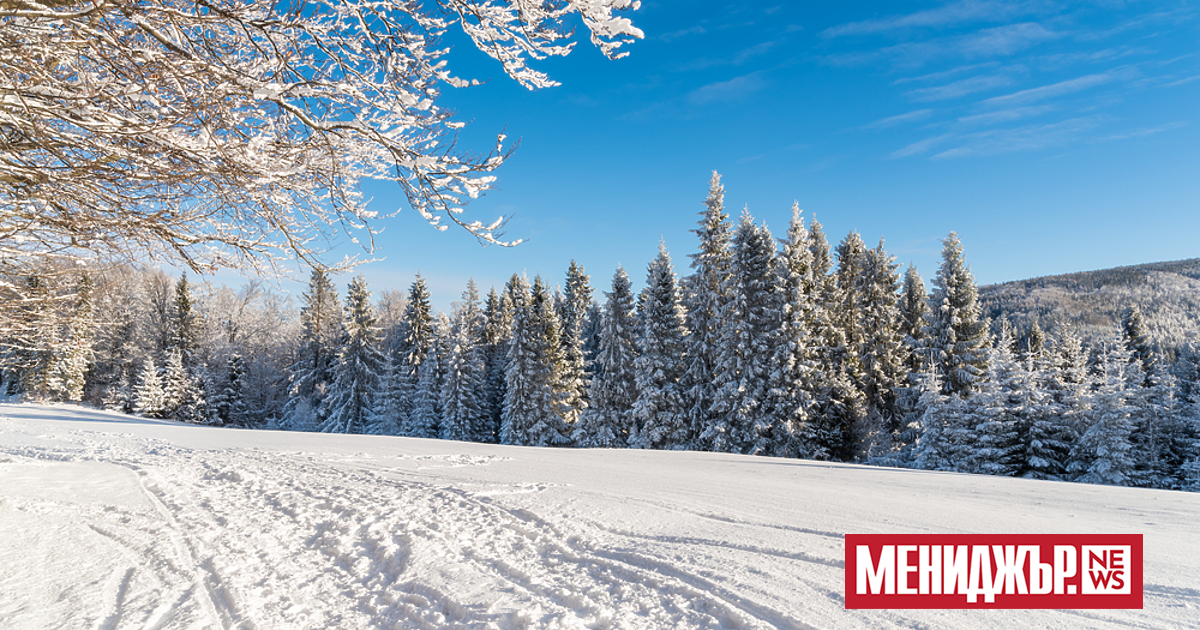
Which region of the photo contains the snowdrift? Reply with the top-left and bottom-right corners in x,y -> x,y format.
1,403 -> 1197,629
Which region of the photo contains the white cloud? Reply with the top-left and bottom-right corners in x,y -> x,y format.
890,134 -> 954,158
933,115 -> 1105,158
863,109 -> 935,129
906,73 -> 1017,101
822,0 -> 1048,38
687,73 -> 767,105
980,68 -> 1135,107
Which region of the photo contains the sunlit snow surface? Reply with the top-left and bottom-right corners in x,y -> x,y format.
1,403 -> 1198,629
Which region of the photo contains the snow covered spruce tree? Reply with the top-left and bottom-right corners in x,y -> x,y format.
440,281 -> 488,442
1,0 -> 642,277
501,275 -> 569,446
558,261 -> 595,425
46,274 -> 95,403
967,322 -> 1029,476
408,342 -> 443,439
632,244 -> 690,449
574,267 -> 639,448
132,359 -> 167,419
770,203 -> 817,459
319,276 -> 385,434
1069,341 -> 1138,486
282,268 -> 342,431
162,347 -> 206,423
680,172 -> 733,450
210,354 -> 248,427
802,218 -> 866,462
856,241 -> 910,460
888,264 -> 931,462
923,233 -> 989,397
707,212 -> 782,455
1119,319 -> 1190,489
1018,327 -> 1084,480
376,275 -> 434,435
480,286 -> 515,443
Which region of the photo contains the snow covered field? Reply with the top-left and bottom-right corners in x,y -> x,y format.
2,403 -> 1198,629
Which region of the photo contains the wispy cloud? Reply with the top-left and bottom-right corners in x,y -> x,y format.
906,73 -> 1019,101
957,105 -> 1056,126
675,39 -> 784,71
687,73 -> 767,106
980,68 -> 1135,107
893,62 -> 1001,85
863,109 -> 935,129
1105,122 -> 1186,140
890,134 -> 954,158
881,23 -> 1059,67
933,115 -> 1105,158
822,0 -> 1047,38
659,25 -> 707,42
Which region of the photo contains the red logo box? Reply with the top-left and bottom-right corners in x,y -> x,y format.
844,534 -> 1142,609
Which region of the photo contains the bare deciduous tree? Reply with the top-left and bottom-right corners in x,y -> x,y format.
0,0 -> 641,276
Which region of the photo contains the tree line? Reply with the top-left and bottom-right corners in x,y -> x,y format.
2,172 -> 1197,490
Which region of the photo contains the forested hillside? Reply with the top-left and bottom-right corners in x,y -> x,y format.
979,259 -> 1200,360
2,174 -> 1198,493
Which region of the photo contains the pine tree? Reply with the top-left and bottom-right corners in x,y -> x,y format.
1020,329 -> 1078,481
211,354 -> 248,427
172,272 -> 200,366
408,344 -> 442,438
319,276 -> 385,434
440,281 -> 488,442
708,212 -> 781,455
559,261 -> 594,425
48,273 -> 94,403
530,276 -> 572,444
969,323 -> 1027,477
479,285 -> 514,443
911,370 -> 974,472
857,239 -> 909,459
162,347 -> 205,423
1121,306 -> 1155,379
802,217 -> 867,462
501,275 -> 570,446
632,243 -> 690,449
132,359 -> 167,419
923,232 -> 989,397
899,265 -> 930,375
282,268 -> 342,431
574,267 -> 638,448
892,265 -> 930,461
1069,341 -> 1138,486
769,203 -> 816,459
680,171 -> 733,449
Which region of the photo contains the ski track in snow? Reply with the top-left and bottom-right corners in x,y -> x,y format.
1,419 -> 797,629
2,405 -> 1199,630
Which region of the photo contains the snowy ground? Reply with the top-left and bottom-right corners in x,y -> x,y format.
1,403 -> 1198,629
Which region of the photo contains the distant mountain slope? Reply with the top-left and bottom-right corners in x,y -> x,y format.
978,258 -> 1200,356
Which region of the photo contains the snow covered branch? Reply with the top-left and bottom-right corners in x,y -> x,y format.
0,0 -> 641,275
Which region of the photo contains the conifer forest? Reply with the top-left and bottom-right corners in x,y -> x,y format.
3,173 -> 1198,492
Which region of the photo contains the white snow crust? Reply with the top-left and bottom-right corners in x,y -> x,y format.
1,403 -> 1198,629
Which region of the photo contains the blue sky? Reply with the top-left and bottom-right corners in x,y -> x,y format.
282,1 -> 1200,311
